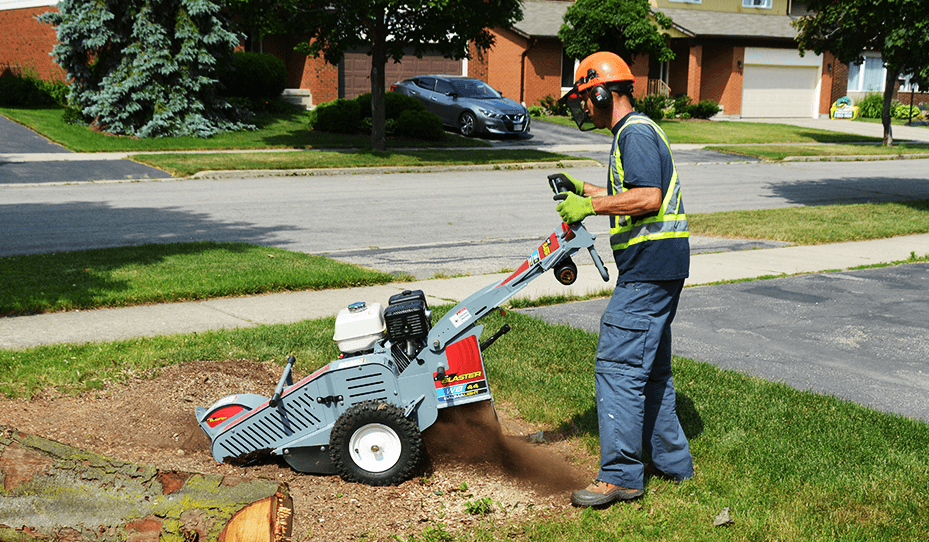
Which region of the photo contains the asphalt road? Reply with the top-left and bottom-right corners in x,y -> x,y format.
2,159 -> 927,272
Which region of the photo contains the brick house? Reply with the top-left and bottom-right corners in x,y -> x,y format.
2,0 -> 924,115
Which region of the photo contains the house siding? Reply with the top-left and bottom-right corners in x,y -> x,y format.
0,5 -> 64,80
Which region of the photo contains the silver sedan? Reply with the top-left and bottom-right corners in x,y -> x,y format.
390,75 -> 530,137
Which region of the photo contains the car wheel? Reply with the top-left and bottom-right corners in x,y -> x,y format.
458,111 -> 477,137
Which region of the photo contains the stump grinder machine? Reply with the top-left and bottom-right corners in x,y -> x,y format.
195,175 -> 609,486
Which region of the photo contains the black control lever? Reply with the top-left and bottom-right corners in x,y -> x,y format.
480,324 -> 512,351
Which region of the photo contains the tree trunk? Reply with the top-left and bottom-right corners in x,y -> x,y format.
369,7 -> 388,152
0,427 -> 292,542
882,67 -> 898,146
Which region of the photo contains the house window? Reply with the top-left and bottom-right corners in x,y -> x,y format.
562,49 -> 577,88
847,54 -> 886,92
743,0 -> 772,8
900,74 -> 921,93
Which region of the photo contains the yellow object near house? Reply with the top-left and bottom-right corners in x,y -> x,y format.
831,97 -> 859,119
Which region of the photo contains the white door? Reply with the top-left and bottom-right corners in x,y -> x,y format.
742,64 -> 819,118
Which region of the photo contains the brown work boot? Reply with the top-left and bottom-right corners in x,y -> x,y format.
570,479 -> 644,507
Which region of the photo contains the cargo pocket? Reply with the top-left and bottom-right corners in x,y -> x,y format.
596,311 -> 650,369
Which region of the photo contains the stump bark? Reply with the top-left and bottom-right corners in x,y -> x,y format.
0,426 -> 292,542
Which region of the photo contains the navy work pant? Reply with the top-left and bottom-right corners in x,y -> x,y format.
595,280 -> 693,489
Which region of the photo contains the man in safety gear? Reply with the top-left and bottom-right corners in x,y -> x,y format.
552,51 -> 693,507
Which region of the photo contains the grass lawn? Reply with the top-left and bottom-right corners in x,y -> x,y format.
0,242 -> 403,317
539,115 -> 882,144
688,199 -> 929,245
706,142 -> 929,161
2,202 -> 929,540
131,148 -> 580,177
0,106 -> 487,152
0,307 -> 926,541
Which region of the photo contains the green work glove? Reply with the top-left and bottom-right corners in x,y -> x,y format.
548,172 -> 585,195
553,192 -> 595,224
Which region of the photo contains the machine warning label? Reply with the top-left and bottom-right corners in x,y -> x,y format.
450,307 -> 472,328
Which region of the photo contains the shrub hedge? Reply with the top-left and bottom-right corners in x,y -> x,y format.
309,91 -> 443,140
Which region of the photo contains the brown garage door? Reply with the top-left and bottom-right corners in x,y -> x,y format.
342,52 -> 462,99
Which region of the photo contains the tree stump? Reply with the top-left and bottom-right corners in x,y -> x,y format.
0,426 -> 292,542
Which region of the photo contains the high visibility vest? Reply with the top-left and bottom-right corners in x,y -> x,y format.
608,115 -> 689,252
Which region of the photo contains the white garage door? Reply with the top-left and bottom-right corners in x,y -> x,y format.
742,64 -> 819,118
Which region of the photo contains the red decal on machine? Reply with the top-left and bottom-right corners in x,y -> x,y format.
205,405 -> 247,428
435,335 -> 484,387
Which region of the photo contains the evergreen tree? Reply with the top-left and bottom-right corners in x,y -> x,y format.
40,0 -> 254,138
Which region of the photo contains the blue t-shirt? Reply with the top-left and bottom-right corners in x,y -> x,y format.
609,112 -> 689,282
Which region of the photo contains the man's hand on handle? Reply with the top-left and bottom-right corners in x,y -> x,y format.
554,192 -> 595,224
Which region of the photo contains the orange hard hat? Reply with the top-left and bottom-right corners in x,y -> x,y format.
574,51 -> 634,92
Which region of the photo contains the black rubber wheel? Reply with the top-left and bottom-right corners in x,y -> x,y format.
555,256 -> 578,285
458,111 -> 477,137
329,400 -> 423,486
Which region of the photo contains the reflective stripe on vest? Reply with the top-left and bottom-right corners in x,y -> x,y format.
608,115 -> 688,251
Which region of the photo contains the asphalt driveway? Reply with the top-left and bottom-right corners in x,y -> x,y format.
519,263 -> 929,423
0,115 -> 170,184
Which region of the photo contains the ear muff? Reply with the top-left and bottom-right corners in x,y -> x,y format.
590,84 -> 612,109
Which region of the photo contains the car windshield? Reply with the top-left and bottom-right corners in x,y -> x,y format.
449,79 -> 502,99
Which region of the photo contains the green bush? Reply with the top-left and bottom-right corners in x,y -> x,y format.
856,93 -> 884,118
634,94 -> 669,121
892,101 -> 921,120
537,94 -> 567,116
309,99 -> 361,133
396,109 -> 444,140
688,99 -> 721,119
0,68 -> 68,107
672,95 -> 693,117
219,51 -> 287,101
354,92 -> 426,121
359,116 -> 399,135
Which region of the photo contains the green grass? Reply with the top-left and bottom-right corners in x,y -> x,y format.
130,148 -> 579,177
706,142 -> 929,161
0,106 -> 486,152
0,242 -> 403,316
539,116 -> 882,144
688,200 -> 929,245
4,200 -> 928,317
854,116 -> 929,127
1,308 -> 927,540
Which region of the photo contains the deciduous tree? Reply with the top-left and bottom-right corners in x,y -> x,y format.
268,0 -> 522,151
559,0 -> 674,71
793,0 -> 929,146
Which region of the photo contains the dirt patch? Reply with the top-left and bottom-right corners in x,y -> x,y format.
0,359 -> 595,540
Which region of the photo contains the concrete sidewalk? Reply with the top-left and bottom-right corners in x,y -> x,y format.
3,234 -> 928,350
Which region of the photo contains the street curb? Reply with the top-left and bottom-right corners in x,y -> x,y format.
781,153 -> 929,162
188,159 -> 602,180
